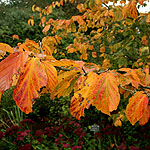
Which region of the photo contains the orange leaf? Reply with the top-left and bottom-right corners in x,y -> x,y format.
92,71 -> 120,115
139,105 -> 150,126
0,91 -> 2,103
0,43 -> 14,53
138,0 -> 145,5
42,24 -> 51,33
146,13 -> 150,23
128,0 -> 138,19
126,91 -> 149,125
42,61 -> 58,92
122,4 -> 129,18
92,52 -> 97,58
0,52 -> 29,92
70,72 -> 98,119
28,19 -> 34,26
119,68 -> 142,88
12,34 -> 19,40
13,58 -> 47,114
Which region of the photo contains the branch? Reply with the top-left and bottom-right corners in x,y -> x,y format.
55,66 -> 71,71
120,85 -> 135,94
140,85 -> 150,90
102,2 -> 110,10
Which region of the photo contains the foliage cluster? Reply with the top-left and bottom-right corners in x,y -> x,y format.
0,2 -> 150,148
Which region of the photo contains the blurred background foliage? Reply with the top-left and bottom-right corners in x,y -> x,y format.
0,0 -> 84,47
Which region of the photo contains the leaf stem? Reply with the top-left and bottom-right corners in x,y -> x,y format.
120,85 -> 135,94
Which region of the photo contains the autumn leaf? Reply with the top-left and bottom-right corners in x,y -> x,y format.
32,4 -> 36,12
0,50 -> 6,59
13,58 -> 47,114
128,0 -> 138,19
12,34 -> 19,40
52,69 -> 81,98
70,72 -> 98,119
146,13 -> 150,23
139,105 -> 150,126
42,24 -> 51,33
42,61 -> 58,92
0,43 -> 14,53
0,52 -> 29,92
28,19 -> 34,26
0,91 -> 2,103
92,71 -> 120,115
119,68 -> 142,88
49,59 -> 80,68
122,4 -> 129,18
126,91 -> 149,125
138,0 -> 145,5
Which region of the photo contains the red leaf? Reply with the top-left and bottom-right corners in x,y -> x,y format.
0,52 -> 29,92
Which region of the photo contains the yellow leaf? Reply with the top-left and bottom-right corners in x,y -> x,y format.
0,43 -> 14,53
32,4 -> 36,12
47,5 -> 52,15
70,72 -> 98,119
42,61 -> 58,92
28,19 -> 34,26
114,118 -> 122,127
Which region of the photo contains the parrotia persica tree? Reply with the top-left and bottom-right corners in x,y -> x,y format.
0,0 -> 150,126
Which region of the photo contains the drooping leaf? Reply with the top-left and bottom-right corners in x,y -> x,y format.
126,91 -> 149,125
42,61 -> 58,92
0,43 -> 14,53
119,68 -> 142,88
0,52 -> 29,92
139,105 -> 150,126
128,0 -> 138,19
13,58 -> 47,114
52,69 -> 81,98
92,71 -> 120,115
70,72 -> 98,120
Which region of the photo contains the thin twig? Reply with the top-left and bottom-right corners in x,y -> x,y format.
120,85 -> 135,94
102,2 -> 110,9
55,66 -> 71,71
